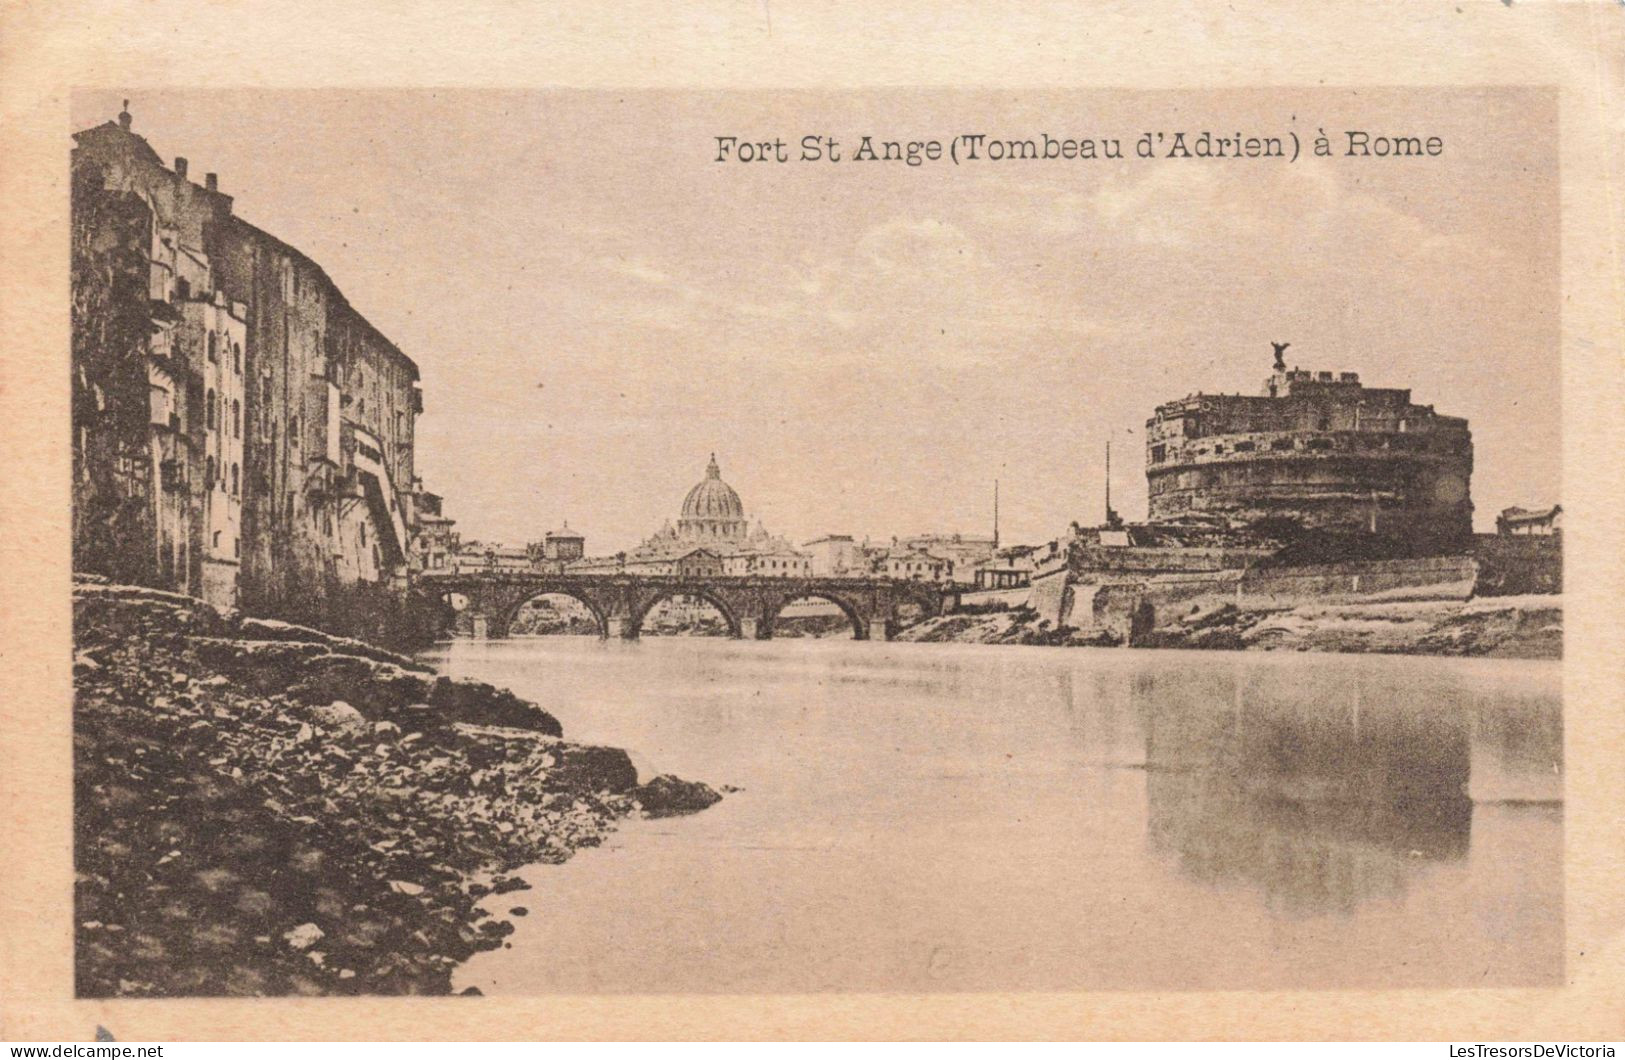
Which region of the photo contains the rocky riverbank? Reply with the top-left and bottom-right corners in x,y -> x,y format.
73,580 -> 721,997
896,594 -> 1562,659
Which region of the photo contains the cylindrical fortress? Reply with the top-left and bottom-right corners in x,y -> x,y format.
1145,364 -> 1473,546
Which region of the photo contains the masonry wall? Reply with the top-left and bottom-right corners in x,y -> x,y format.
1029,565 -> 1071,625
1235,555 -> 1479,609
1472,535 -> 1563,596
73,178 -> 153,582
71,115 -> 433,644
1076,555 -> 1481,642
1145,375 -> 1474,547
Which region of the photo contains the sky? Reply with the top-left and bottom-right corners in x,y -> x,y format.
72,88 -> 1559,552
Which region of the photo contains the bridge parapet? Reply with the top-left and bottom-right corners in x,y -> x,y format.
413,572 -> 947,641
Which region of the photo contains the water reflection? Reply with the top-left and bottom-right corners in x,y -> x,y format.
429,638 -> 1563,992
1134,663 -> 1559,918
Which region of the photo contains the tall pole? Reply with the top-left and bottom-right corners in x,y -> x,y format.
993,479 -> 1000,550
1105,441 -> 1112,525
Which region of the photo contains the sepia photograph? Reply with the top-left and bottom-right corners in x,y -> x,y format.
61,84 -> 1567,1002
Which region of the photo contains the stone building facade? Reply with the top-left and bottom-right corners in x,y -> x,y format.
895,533 -> 997,583
412,492 -> 459,574
803,534 -> 863,577
1145,351 -> 1474,548
541,523 -> 586,563
71,106 -> 442,640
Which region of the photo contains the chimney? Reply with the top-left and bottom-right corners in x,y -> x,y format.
117,100 -> 132,130
205,173 -> 218,192
174,157 -> 188,179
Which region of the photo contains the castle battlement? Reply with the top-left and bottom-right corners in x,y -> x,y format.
1143,346 -> 1474,545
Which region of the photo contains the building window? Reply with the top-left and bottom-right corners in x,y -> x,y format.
207,332 -> 218,362
206,389 -> 216,430
213,530 -> 221,548
233,537 -> 239,557
206,455 -> 216,487
233,342 -> 242,374
290,415 -> 299,445
231,463 -> 239,496
232,400 -> 240,438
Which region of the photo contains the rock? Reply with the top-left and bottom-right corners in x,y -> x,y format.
238,617 -> 432,671
311,700 -> 369,739
287,654 -> 433,717
72,578 -> 724,999
428,677 -> 562,736
546,743 -> 639,793
283,923 -> 324,950
460,985 -> 483,996
630,775 -> 724,817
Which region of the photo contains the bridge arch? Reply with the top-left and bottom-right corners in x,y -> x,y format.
500,587 -> 609,638
891,581 -> 946,625
764,590 -> 868,640
408,587 -> 463,640
628,586 -> 742,639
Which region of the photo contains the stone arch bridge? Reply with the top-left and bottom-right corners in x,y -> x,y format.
414,572 -> 954,641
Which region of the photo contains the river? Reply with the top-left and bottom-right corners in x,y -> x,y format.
419,636 -> 1563,994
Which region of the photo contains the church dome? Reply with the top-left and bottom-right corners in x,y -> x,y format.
681,454 -> 745,521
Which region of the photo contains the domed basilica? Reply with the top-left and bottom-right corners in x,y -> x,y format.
674,454 -> 749,540
572,455 -> 811,577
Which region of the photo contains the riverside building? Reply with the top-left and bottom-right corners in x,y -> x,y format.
71,105 -> 446,638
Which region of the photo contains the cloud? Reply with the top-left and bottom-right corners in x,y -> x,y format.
600,255 -> 674,287
1084,160 -> 1496,267
854,217 -> 979,278
586,212 -> 1111,347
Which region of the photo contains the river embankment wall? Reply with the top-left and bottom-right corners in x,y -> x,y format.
1029,536 -> 1554,634
901,590 -> 1561,659
958,540 -> 1559,658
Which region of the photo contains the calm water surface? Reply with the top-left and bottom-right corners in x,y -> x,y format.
419,637 -> 1563,994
